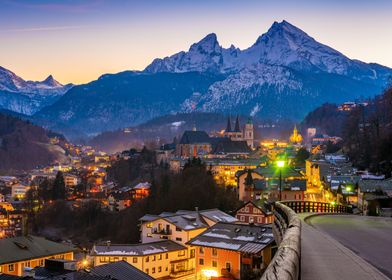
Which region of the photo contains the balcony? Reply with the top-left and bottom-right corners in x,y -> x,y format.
169,268 -> 195,278
152,228 -> 172,235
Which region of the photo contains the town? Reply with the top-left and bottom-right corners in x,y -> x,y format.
1,109 -> 391,280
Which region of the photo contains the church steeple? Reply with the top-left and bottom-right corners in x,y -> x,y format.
234,115 -> 241,132
225,116 -> 232,132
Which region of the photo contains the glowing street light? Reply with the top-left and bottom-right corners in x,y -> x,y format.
276,160 -> 285,201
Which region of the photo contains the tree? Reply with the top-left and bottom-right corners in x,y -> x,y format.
52,171 -> 66,200
294,148 -> 310,166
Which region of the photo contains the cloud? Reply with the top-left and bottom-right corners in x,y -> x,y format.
1,0 -> 106,13
0,25 -> 89,33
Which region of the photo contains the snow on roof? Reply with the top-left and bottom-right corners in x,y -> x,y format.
93,240 -> 185,256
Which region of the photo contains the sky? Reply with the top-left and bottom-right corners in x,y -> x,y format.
1,0 -> 391,84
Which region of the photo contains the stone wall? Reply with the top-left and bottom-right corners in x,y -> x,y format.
261,202 -> 301,280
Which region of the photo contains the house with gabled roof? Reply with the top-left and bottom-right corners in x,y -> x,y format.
235,201 -> 273,225
187,222 -> 275,280
91,240 -> 190,279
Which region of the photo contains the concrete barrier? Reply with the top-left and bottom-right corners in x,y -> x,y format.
261,202 -> 301,280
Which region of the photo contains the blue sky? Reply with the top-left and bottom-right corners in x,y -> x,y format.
1,0 -> 391,83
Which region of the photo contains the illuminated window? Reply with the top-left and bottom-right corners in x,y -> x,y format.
178,250 -> 185,257
133,257 -> 137,263
8,264 -> 14,272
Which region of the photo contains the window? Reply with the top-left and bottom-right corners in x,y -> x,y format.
133,257 -> 137,263
122,257 -> 127,261
152,255 -> 156,261
226,262 -> 231,272
158,254 -> 162,260
24,261 -> 30,267
176,237 -> 182,242
146,268 -> 149,274
178,250 -> 185,257
146,223 -> 153,228
158,266 -> 162,272
152,267 -> 155,274
244,207 -> 249,213
146,256 -> 149,262
190,249 -> 195,258
147,233 -> 152,237
8,264 -> 14,272
212,260 -> 217,267
176,227 -> 182,232
258,217 -> 262,223
39,259 -> 44,266
199,247 -> 204,254
166,253 -> 169,259
212,248 -> 218,256
199,258 -> 204,265
240,216 -> 245,222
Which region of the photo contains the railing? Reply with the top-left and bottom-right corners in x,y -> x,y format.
261,202 -> 301,280
281,200 -> 352,214
261,201 -> 352,280
169,268 -> 195,278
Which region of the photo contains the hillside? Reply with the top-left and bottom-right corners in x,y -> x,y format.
0,113 -> 69,172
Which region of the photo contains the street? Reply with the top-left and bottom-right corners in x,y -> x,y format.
308,215 -> 392,279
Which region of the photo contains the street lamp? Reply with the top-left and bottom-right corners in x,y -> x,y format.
276,160 -> 285,201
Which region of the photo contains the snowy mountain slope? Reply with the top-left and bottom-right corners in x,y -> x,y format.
33,20 -> 392,139
0,66 -> 73,115
146,20 -> 391,86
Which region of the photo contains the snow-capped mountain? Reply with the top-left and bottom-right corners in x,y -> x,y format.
34,20 -> 392,139
147,21 -> 391,85
0,66 -> 73,115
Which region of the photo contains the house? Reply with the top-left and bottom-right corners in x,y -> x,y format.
0,236 -> 75,276
139,209 -> 238,245
130,182 -> 151,200
11,184 -> 29,200
235,201 -> 273,224
236,166 -> 307,202
357,179 -> 392,216
107,191 -> 132,211
91,240 -> 192,279
2,259 -> 154,280
187,222 -> 275,280
63,174 -> 79,188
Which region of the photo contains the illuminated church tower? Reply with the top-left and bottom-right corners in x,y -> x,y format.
243,117 -> 254,149
289,125 -> 303,144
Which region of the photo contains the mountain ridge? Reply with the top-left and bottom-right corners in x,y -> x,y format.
31,20 -> 392,139
0,66 -> 73,115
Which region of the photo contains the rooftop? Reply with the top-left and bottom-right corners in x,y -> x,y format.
92,240 -> 186,256
139,209 -> 238,231
0,236 -> 75,265
187,222 -> 274,254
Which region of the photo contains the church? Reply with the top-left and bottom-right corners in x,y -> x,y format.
224,115 -> 254,149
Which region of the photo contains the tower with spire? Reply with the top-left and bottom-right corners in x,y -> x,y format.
289,125 -> 303,144
223,115 -> 254,149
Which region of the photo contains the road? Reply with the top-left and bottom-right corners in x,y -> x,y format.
307,215 -> 392,279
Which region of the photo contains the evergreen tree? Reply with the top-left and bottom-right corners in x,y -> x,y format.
52,171 -> 66,200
